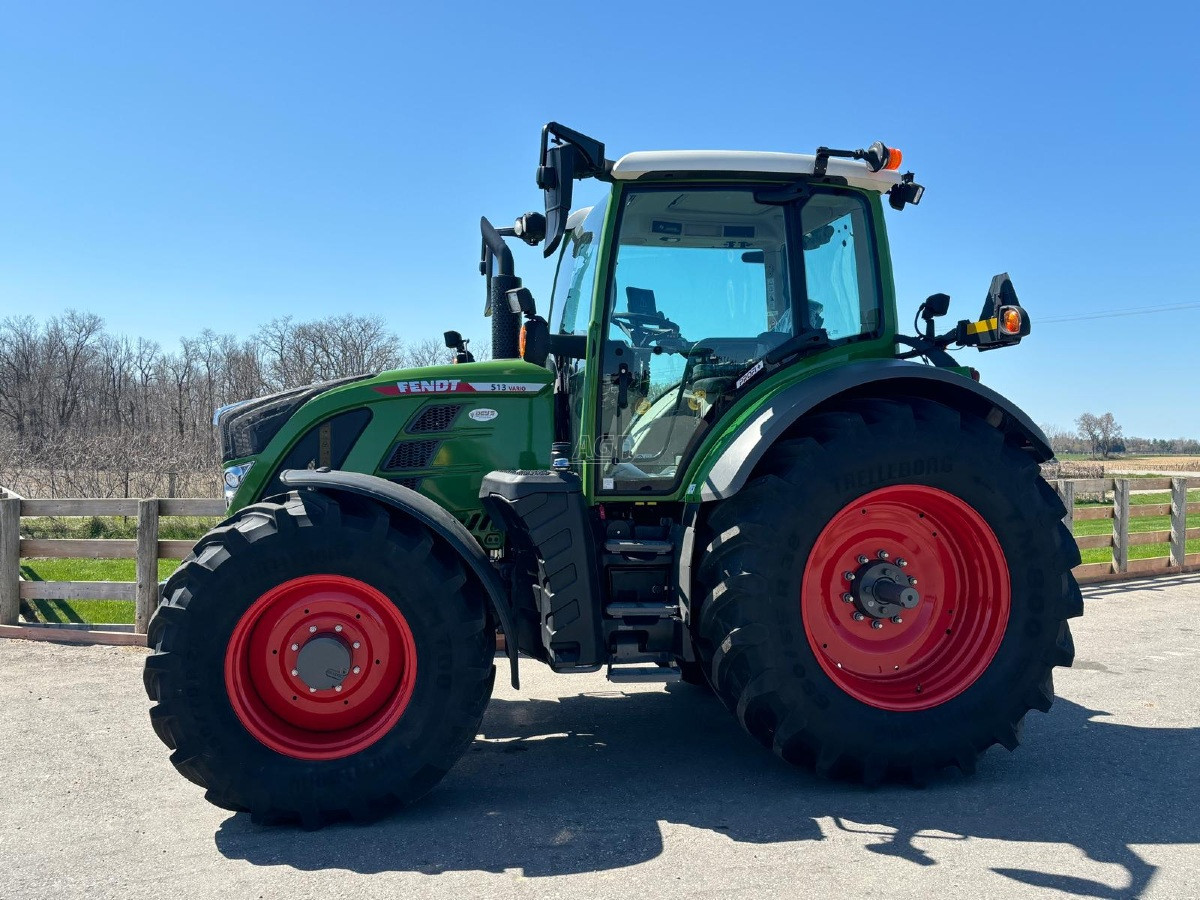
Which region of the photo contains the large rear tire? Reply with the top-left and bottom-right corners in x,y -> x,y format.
695,397 -> 1082,783
144,490 -> 495,826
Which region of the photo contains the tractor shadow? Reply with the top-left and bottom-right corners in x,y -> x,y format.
214,679 -> 1198,894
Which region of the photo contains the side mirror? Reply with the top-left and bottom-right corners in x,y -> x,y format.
537,123 -> 607,257
923,293 -> 951,319
443,330 -> 475,364
955,273 -> 1031,351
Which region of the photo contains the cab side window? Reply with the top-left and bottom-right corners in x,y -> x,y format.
799,193 -> 880,341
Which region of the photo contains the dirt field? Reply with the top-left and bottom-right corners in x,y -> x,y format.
1108,456 -> 1200,472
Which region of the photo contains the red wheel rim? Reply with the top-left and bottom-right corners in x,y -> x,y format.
801,485 -> 1010,712
224,574 -> 417,760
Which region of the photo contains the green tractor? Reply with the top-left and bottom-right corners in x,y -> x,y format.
144,124 -> 1080,826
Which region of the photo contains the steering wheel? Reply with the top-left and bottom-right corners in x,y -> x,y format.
611,311 -> 686,350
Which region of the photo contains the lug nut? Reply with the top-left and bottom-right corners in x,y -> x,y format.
309,625 -> 318,633
877,550 -> 889,560
291,669 -> 299,676
891,616 -> 904,624
844,571 -> 856,582
334,685 -> 342,692
897,558 -> 908,568
335,624 -> 343,633
908,576 -> 918,586
857,555 -> 869,565
871,620 -> 884,630
308,687 -> 317,693
290,643 -> 299,651
841,592 -> 853,603
352,666 -> 361,674
352,641 -> 361,649
852,612 -> 865,622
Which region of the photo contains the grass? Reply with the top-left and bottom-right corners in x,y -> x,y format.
17,515 -> 212,626
20,515 -> 218,541
1073,489 -> 1200,565
19,558 -> 184,625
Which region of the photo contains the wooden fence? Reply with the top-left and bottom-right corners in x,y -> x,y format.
0,477 -> 1197,645
1056,476 -> 1200,583
0,495 -> 225,645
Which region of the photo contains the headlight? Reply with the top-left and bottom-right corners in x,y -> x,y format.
216,375 -> 367,462
223,462 -> 255,508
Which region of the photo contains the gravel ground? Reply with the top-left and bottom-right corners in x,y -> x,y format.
2,574 -> 1199,900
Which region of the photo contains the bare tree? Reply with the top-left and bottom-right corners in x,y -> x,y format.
1076,413 -> 1101,458
1076,411 -> 1124,459
401,337 -> 451,369
1096,412 -> 1123,459
0,309 -> 504,498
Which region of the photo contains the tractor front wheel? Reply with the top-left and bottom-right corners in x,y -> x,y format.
144,490 -> 495,826
695,397 -> 1082,783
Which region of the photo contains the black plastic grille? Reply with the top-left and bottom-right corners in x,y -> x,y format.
393,477 -> 422,491
383,440 -> 439,471
407,404 -> 462,433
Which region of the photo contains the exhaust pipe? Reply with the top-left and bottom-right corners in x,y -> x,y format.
480,217 -> 522,360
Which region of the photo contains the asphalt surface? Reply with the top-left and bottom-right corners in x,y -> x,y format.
2,575 -> 1199,900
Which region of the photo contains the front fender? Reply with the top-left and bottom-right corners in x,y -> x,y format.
692,359 -> 1051,502
279,469 -> 519,688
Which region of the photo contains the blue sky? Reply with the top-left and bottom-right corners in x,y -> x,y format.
1,2 -> 1197,437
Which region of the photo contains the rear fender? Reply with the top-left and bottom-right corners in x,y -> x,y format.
279,469 -> 519,688
693,359 -> 1051,502
676,360 -> 1052,627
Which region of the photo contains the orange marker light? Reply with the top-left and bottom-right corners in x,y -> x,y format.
1001,307 -> 1022,335
884,147 -> 903,171
519,325 -> 528,358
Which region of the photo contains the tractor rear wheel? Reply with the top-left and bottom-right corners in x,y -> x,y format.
143,490 -> 494,826
695,397 -> 1082,783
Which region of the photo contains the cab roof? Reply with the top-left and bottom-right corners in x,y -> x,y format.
610,150 -> 905,194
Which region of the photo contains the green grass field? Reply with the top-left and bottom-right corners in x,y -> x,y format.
19,516 -> 214,626
1074,489 -> 1200,565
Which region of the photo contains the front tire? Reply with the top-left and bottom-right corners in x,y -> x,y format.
143,490 -> 495,826
695,397 -> 1082,783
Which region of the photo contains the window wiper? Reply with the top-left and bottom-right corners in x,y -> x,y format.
734,328 -> 830,391
764,327 -> 830,365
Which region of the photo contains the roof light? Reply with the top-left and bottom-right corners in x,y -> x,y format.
883,148 -> 903,171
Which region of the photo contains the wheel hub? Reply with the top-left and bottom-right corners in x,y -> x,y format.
852,559 -> 920,620
802,485 -> 1012,711
294,636 -> 352,690
224,574 -> 418,759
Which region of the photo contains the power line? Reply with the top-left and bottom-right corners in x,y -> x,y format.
1039,301 -> 1200,324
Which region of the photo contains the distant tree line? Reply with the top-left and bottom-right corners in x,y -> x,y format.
1042,412 -> 1200,459
0,310 -> 484,498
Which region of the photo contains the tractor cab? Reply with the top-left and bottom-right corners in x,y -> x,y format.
486,123 -> 1027,503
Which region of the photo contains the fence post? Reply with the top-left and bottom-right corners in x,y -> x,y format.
0,498 -> 19,625
1112,479 -> 1130,575
1170,476 -> 1187,569
1058,479 -> 1075,532
135,498 -> 160,634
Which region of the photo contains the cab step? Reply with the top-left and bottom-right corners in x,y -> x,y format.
604,538 -> 673,555
606,664 -> 681,684
605,601 -> 678,619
